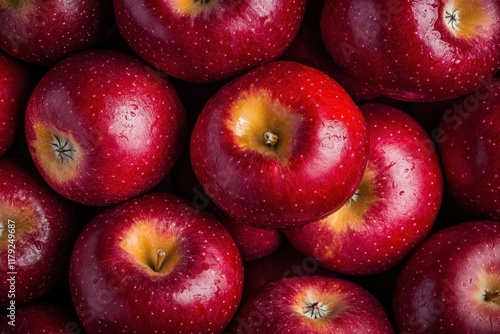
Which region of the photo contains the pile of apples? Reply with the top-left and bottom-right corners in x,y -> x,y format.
1,0 -> 499,333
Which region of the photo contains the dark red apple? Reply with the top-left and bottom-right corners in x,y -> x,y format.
281,0 -> 380,103
25,49 -> 187,206
0,51 -> 32,157
438,79 -> 500,220
321,0 -> 500,101
0,301 -> 83,332
285,103 -> 443,275
190,61 -> 369,229
0,0 -> 111,65
113,0 -> 306,82
0,158 -> 77,307
393,221 -> 500,334
69,193 -> 243,333
228,275 -> 395,333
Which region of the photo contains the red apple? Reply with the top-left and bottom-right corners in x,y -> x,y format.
69,192 -> 243,333
172,151 -> 283,262
0,157 -> 77,307
0,0 -> 112,65
281,0 -> 380,103
437,79 -> 500,220
0,301 -> 83,332
113,0 -> 306,82
0,51 -> 32,157
284,103 -> 443,275
25,49 -> 187,206
228,275 -> 394,333
320,0 -> 500,101
393,221 -> 500,334
190,61 -> 369,229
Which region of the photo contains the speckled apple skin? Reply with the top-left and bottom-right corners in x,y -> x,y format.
438,80 -> 500,220
25,50 -> 187,206
190,61 -> 369,229
69,193 -> 244,334
0,158 -> 76,307
393,221 -> 500,334
0,0 -> 111,65
285,103 -> 443,275
321,0 -> 500,102
228,276 -> 395,333
0,52 -> 31,157
113,0 -> 306,82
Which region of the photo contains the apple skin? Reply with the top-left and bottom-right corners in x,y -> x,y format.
320,0 -> 500,102
113,0 -> 306,82
393,221 -> 500,334
284,103 -> 443,275
438,79 -> 500,220
0,158 -> 77,307
190,61 -> 369,229
281,0 -> 380,103
0,301 -> 83,333
0,51 -> 32,157
0,0 -> 112,65
25,49 -> 187,206
69,192 -> 243,333
227,275 -> 394,333
172,151 -> 283,262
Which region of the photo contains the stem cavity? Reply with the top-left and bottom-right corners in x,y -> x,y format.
264,131 -> 279,147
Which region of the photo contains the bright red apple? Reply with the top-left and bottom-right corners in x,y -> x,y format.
228,275 -> 395,333
321,0 -> 500,101
284,103 -> 443,275
438,79 -> 500,220
0,301 -> 83,332
190,61 -> 369,229
69,192 -> 243,333
0,0 -> 112,65
281,0 -> 380,103
25,49 -> 187,206
113,0 -> 306,82
0,157 -> 77,307
393,221 -> 500,334
0,51 -> 32,157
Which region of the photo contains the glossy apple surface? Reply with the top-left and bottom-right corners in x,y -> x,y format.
228,275 -> 394,333
285,103 -> 443,275
321,0 -> 500,101
281,0 -> 379,103
0,51 -> 32,157
0,158 -> 76,306
190,61 -> 369,229
70,193 -> 243,333
393,221 -> 500,334
25,49 -> 187,206
0,0 -> 111,65
438,79 -> 500,220
113,0 -> 306,82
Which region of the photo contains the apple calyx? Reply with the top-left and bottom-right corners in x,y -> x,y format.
484,290 -> 500,304
154,250 -> 166,272
303,301 -> 327,319
264,131 -> 279,147
51,134 -> 77,163
445,9 -> 460,30
345,188 -> 361,206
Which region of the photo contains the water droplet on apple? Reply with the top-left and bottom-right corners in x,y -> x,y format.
399,191 -> 405,195
92,279 -> 98,284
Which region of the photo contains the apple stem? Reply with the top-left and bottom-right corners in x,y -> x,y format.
485,290 -> 500,303
154,250 -> 166,272
264,131 -> 278,147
